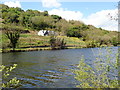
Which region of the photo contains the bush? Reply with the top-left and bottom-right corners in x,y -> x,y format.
49,36 -> 66,50
111,37 -> 119,46
85,40 -> 100,48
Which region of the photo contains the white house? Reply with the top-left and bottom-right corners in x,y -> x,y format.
38,30 -> 47,36
38,30 -> 56,36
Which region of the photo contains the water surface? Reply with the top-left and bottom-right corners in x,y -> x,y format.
2,47 -> 118,88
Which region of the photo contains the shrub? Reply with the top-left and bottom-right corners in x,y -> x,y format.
111,37 -> 119,46
85,40 -> 100,48
49,36 -> 66,50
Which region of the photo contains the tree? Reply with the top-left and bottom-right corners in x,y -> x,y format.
30,16 -> 54,30
66,26 -> 82,38
54,19 -> 71,35
4,28 -> 20,51
51,15 -> 62,21
1,6 -> 24,24
43,11 -> 48,16
5,30 -> 20,51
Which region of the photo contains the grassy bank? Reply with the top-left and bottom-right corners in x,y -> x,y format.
1,30 -> 117,53
1,46 -> 85,53
1,31 -> 87,52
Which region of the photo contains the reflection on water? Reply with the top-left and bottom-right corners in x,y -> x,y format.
2,47 -> 118,88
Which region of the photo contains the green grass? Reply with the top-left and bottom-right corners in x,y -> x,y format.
58,36 -> 86,47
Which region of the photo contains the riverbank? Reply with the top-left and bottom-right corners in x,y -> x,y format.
1,46 -> 83,53
1,44 -> 114,53
1,31 -> 119,53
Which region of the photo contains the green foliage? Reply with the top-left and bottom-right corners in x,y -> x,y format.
1,64 -> 20,88
81,29 -> 119,46
85,40 -> 100,48
67,26 -> 82,38
66,24 -> 89,38
30,16 -> 54,30
49,35 -> 66,50
111,37 -> 119,46
3,27 -> 20,51
51,15 -> 62,21
53,19 -> 71,34
43,11 -> 48,16
73,48 -> 119,88
6,31 -> 19,50
81,24 -> 89,30
1,5 -> 23,24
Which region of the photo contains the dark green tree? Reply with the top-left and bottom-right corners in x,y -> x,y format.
3,24 -> 22,51
4,30 -> 20,51
43,11 -> 48,16
67,26 -> 82,38
51,15 -> 62,20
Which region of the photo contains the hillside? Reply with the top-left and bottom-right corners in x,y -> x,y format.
0,4 -> 119,52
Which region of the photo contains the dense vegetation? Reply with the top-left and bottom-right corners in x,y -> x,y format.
0,4 -> 119,52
